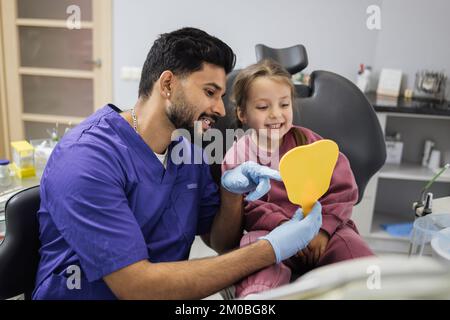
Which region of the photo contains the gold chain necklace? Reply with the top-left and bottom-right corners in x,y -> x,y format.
131,108 -> 138,133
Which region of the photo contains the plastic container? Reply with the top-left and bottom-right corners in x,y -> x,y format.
410,213 -> 450,256
10,140 -> 36,178
431,227 -> 450,264
0,159 -> 12,187
30,139 -> 57,177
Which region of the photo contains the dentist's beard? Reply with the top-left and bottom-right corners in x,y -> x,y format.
166,101 -> 197,131
165,94 -> 204,144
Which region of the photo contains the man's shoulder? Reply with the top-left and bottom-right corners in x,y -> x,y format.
63,105 -> 121,143
40,138 -> 128,203
44,121 -> 129,185
53,105 -> 130,161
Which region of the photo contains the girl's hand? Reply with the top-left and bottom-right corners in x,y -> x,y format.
296,230 -> 329,266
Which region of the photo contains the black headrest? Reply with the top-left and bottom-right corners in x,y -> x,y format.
255,44 -> 308,74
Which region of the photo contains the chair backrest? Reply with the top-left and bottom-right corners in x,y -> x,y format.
0,186 -> 41,300
209,69 -> 242,185
255,44 -> 308,75
295,70 -> 386,203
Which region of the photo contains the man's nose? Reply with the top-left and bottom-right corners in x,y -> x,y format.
212,98 -> 226,118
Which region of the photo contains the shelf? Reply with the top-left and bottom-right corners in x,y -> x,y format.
376,111 -> 450,120
370,211 -> 413,241
367,215 -> 436,256
379,163 -> 450,183
19,67 -> 94,79
366,92 -> 450,118
16,18 -> 93,29
368,231 -> 408,241
22,113 -> 85,125
369,227 -> 411,242
364,211 -> 414,254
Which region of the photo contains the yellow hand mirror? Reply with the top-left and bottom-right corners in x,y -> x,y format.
279,139 -> 339,215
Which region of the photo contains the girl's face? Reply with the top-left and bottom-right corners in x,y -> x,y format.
238,77 -> 293,146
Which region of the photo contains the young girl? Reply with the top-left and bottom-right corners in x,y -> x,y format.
221,59 -> 374,298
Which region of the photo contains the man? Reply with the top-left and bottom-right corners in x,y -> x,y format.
32,27 -> 321,299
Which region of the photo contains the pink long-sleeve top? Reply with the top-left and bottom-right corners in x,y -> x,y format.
221,126 -> 359,237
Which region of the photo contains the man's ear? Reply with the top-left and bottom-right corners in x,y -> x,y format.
158,70 -> 174,99
236,106 -> 247,124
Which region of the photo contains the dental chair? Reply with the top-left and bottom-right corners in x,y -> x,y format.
0,186 -> 41,300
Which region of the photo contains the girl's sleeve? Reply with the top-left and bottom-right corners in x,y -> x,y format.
319,152 -> 359,237
244,199 -> 290,231
221,140 -> 290,231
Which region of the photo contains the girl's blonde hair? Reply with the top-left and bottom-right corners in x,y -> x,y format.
231,59 -> 295,128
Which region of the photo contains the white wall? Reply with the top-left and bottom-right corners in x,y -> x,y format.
112,0 -> 449,107
372,0 -> 450,95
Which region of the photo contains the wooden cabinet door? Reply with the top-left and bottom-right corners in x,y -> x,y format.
0,0 -> 112,145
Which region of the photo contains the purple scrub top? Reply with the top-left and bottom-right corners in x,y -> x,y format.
32,105 -> 219,299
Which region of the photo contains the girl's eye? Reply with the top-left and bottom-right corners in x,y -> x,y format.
281,103 -> 290,108
256,105 -> 268,110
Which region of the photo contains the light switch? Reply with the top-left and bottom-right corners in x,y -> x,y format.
121,66 -> 141,81
130,67 -> 142,80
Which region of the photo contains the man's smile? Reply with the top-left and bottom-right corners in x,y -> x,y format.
198,114 -> 218,131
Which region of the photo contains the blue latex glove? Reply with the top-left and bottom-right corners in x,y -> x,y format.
260,202 -> 323,264
221,161 -> 282,201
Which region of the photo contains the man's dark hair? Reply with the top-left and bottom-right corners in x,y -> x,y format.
138,27 -> 236,99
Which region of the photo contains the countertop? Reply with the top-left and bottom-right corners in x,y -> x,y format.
366,92 -> 450,117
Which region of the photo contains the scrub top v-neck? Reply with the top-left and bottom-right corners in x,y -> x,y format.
33,104 -> 220,300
